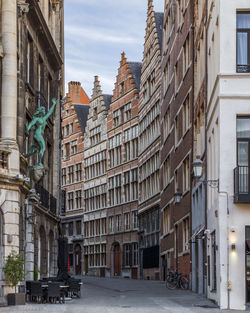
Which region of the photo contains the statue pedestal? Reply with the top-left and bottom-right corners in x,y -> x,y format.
31,166 -> 45,182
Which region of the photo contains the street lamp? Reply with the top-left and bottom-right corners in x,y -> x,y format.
192,156 -> 219,189
174,189 -> 182,203
193,155 -> 203,178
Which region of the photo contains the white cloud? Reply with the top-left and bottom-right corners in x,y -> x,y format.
65,25 -> 138,44
65,0 -> 164,96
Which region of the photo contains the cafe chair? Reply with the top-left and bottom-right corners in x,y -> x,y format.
30,281 -> 44,303
68,280 -> 81,298
47,282 -> 65,304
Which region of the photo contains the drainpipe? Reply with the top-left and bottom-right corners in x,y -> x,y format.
1,0 -> 17,144
219,191 -> 229,309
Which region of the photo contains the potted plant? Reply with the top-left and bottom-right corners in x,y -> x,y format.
3,250 -> 26,305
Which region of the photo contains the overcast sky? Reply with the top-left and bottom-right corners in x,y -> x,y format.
64,0 -> 164,98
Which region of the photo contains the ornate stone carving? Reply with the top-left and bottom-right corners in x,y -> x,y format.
17,0 -> 29,15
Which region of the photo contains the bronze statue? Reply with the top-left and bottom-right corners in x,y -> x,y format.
25,98 -> 57,168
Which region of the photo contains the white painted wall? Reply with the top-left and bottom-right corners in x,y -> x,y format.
207,0 -> 250,309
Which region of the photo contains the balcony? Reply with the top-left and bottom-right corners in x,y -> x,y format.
234,166 -> 250,203
237,65 -> 250,73
35,183 -> 57,215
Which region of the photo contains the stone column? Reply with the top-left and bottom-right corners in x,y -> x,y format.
25,199 -> 34,281
1,0 -> 17,143
1,0 -> 19,174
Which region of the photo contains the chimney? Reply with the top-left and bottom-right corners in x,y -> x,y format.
67,81 -> 90,104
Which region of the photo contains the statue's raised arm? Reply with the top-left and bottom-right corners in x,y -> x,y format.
44,98 -> 57,121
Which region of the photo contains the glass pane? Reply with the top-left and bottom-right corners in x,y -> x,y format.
237,118 -> 250,138
237,13 -> 250,29
246,226 -> 250,240
238,142 -> 248,166
237,32 -> 248,65
238,142 -> 249,193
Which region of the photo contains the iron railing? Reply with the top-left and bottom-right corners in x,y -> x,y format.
234,166 -> 250,203
237,64 -> 250,73
35,183 -> 57,215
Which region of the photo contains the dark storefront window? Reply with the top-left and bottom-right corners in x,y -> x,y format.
143,245 -> 159,269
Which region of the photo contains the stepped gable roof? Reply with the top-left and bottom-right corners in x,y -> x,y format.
74,104 -> 90,134
155,12 -> 164,51
103,94 -> 112,110
127,62 -> 142,92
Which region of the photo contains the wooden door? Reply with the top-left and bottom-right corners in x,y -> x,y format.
114,244 -> 120,276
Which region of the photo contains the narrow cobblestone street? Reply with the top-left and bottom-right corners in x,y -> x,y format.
0,277 -> 245,313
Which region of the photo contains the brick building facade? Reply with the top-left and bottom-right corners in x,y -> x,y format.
160,0 -> 193,280
106,52 -> 141,279
61,81 -> 90,275
138,0 -> 163,280
83,76 -> 112,277
191,0 -> 207,295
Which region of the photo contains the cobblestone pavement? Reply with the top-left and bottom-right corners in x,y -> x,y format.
0,276 -> 246,313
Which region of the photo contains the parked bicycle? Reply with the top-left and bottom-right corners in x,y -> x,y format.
166,270 -> 189,290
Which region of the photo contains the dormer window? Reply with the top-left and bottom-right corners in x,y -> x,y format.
93,107 -> 98,120
119,82 -> 124,96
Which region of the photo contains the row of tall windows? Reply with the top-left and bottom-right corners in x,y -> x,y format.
123,243 -> 139,267
90,126 -> 101,146
113,102 -> 132,127
62,220 -> 82,237
139,101 -> 160,152
108,169 -> 138,206
139,209 -> 160,248
109,134 -> 122,167
62,140 -> 78,158
124,126 -> 138,162
62,123 -> 74,137
62,163 -> 82,185
85,151 -> 106,180
109,211 -> 138,233
174,156 -> 190,194
124,169 -> 138,202
85,244 -> 106,267
84,218 -> 107,237
108,174 -> 122,206
174,94 -> 190,146
143,70 -> 156,103
84,184 -> 107,211
174,35 -> 191,94
67,190 -> 82,210
139,153 -> 160,202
